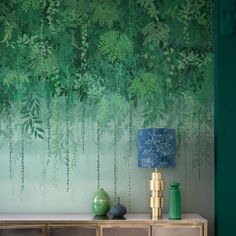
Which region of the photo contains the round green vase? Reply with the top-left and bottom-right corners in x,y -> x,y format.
92,188 -> 111,216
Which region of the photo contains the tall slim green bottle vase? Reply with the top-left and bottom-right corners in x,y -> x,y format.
168,182 -> 182,220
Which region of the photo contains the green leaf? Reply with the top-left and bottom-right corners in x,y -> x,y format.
131,73 -> 162,101
37,133 -> 44,139
97,94 -> 129,126
91,0 -> 119,28
143,21 -> 169,48
36,127 -> 44,133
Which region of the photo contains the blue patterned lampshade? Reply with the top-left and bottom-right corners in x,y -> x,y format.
137,128 -> 176,168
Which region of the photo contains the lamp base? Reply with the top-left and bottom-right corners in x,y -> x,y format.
152,208 -> 162,220
149,171 -> 163,220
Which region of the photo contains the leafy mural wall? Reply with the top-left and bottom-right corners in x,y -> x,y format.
0,0 -> 213,220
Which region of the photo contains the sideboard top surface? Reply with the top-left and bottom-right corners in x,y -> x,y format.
0,213 -> 207,224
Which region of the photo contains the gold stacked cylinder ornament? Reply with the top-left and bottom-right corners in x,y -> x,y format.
149,170 -> 164,220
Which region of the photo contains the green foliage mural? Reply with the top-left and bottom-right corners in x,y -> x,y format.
0,0 -> 213,212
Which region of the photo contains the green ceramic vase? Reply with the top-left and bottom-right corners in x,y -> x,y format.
168,182 -> 182,220
92,188 -> 111,216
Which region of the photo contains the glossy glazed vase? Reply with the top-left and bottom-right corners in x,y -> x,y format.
168,182 -> 182,220
109,197 -> 127,218
92,188 -> 111,216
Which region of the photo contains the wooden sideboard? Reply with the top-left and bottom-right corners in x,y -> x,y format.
0,213 -> 207,236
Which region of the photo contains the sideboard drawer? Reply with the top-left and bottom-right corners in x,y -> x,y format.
101,225 -> 150,236
0,226 -> 44,236
152,224 -> 203,236
49,225 -> 96,236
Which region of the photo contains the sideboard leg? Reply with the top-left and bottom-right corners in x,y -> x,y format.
44,224 -> 49,236
149,225 -> 153,236
97,225 -> 102,236
204,222 -> 208,236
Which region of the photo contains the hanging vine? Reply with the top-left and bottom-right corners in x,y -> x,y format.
80,24 -> 88,155
51,98 -> 61,188
21,94 -> 44,139
113,122 -> 118,202
97,121 -> 101,190
80,23 -> 88,75
70,122 -> 79,170
65,96 -> 70,192
20,125 -> 25,191
81,102 -> 85,154
9,113 -> 13,181
181,0 -> 191,46
18,0 -> 25,192
195,107 -> 202,179
177,97 -> 182,159
128,101 -> 133,212
127,0 -> 135,212
46,97 -> 52,165
46,0 -> 62,35
183,132 -> 188,183
207,1 -> 213,51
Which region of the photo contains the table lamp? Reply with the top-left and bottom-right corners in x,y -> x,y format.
137,128 -> 176,220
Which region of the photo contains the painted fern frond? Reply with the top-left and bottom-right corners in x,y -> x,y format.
99,31 -> 133,63
21,0 -> 41,12
32,54 -> 58,78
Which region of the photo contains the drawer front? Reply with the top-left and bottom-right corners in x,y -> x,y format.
49,226 -> 96,236
102,226 -> 150,236
0,227 -> 44,236
152,225 -> 202,236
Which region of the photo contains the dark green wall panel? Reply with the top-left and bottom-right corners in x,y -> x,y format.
215,0 -> 236,235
